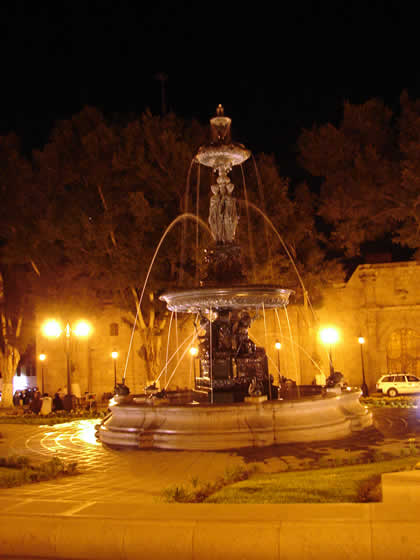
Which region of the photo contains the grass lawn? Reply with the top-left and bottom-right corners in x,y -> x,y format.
204,457 -> 420,504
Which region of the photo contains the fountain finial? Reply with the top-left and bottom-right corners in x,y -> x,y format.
210,106 -> 232,145
195,106 -> 250,168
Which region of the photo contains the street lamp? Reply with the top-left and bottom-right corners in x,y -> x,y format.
275,341 -> 281,380
111,350 -> 118,391
38,352 -> 46,394
42,319 -> 92,398
319,327 -> 339,376
189,346 -> 199,387
358,336 -> 369,396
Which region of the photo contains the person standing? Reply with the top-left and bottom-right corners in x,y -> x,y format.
29,391 -> 42,414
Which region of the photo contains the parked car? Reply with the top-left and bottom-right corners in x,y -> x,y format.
376,374 -> 420,397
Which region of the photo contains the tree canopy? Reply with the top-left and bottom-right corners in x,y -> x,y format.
298,92 -> 420,259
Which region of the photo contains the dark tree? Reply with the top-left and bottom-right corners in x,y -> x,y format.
298,98 -> 400,257
0,134 -> 37,406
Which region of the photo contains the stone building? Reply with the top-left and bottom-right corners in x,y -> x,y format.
314,261 -> 420,391
33,261 -> 420,397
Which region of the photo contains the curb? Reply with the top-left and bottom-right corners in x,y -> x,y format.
1,500 -> 420,560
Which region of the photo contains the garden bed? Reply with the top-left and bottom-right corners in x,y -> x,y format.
0,455 -> 79,488
361,395 -> 420,408
0,409 -> 107,425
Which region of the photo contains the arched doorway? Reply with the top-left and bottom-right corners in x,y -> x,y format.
386,328 -> 420,376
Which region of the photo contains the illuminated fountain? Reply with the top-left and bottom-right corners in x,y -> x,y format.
97,106 -> 372,450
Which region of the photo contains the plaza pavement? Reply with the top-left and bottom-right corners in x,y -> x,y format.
0,409 -> 419,559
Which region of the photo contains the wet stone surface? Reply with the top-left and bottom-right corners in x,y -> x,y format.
0,408 -> 418,506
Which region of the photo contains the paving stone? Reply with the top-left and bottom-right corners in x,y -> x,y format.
0,410 -> 419,510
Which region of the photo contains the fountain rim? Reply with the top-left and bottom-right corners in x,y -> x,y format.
127,389 -> 350,409
160,285 -> 294,313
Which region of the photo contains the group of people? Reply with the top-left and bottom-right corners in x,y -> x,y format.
13,388 -> 39,407
13,388 -> 48,415
12,387 -> 68,415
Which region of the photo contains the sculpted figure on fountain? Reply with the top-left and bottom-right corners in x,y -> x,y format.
209,184 -> 223,241
208,172 -> 239,244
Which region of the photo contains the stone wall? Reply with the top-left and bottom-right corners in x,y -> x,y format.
315,261 -> 420,390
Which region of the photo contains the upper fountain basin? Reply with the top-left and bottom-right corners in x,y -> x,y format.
160,285 -> 294,313
195,142 -> 251,169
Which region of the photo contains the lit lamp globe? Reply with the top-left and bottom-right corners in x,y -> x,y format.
42,320 -> 62,338
319,327 -> 339,346
189,346 -> 199,357
275,341 -> 282,350
73,321 -> 92,337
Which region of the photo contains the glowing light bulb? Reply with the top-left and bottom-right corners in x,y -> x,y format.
74,321 -> 91,337
42,320 -> 62,338
319,327 -> 339,345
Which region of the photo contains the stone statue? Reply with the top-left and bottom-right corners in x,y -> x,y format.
233,312 -> 256,355
208,174 -> 239,244
248,376 -> 262,397
222,181 -> 238,243
209,184 -> 222,241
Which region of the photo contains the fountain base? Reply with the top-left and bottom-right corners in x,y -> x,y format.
97,389 -> 372,450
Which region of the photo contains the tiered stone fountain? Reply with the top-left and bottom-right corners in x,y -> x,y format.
97,106 -> 372,450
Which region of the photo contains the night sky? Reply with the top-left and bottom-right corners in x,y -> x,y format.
0,2 -> 418,181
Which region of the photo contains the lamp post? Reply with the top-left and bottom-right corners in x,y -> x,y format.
189,346 -> 198,388
111,351 -> 118,391
320,327 -> 339,377
275,341 -> 281,381
38,352 -> 46,394
42,319 -> 92,397
358,336 -> 369,396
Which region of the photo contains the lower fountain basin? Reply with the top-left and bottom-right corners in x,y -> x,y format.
97,389 -> 372,450
160,285 -> 293,313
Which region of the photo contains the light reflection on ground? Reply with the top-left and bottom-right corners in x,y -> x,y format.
74,420 -> 100,445
37,419 -> 100,451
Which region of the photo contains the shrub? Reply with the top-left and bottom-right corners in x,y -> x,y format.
0,455 -> 31,468
361,396 -> 419,408
357,475 -> 382,502
0,456 -> 79,488
162,464 -> 255,503
162,485 -> 191,503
